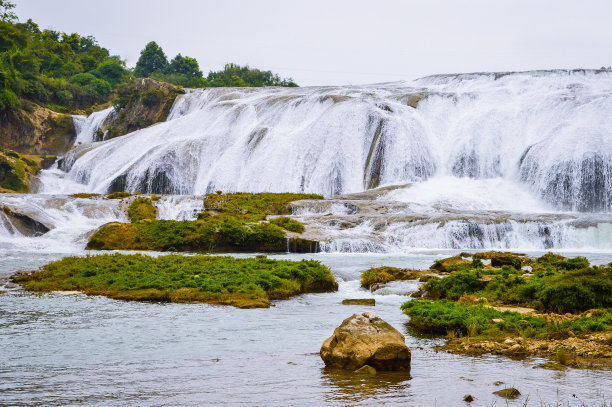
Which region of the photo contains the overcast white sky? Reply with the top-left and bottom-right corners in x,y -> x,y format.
15,0 -> 612,86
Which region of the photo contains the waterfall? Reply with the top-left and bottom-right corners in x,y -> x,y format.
72,106 -> 115,144
42,70 -> 612,213
13,70 -> 612,252
0,194 -> 125,252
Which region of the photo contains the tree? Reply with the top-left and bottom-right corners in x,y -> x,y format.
0,0 -> 16,23
206,63 -> 298,87
170,53 -> 202,78
134,41 -> 168,77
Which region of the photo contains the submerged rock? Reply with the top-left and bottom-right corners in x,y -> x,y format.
354,365 -> 377,376
493,388 -> 521,399
342,298 -> 375,306
320,312 -> 411,371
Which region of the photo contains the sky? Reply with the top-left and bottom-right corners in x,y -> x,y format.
15,0 -> 612,86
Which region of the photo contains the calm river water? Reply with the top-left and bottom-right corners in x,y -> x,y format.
1,250 -> 611,406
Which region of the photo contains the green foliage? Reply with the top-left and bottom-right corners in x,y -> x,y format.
425,270 -> 484,300
127,197 -> 157,222
134,41 -> 168,78
207,63 -> 298,87
134,44 -> 206,88
402,300 -> 612,338
141,88 -> 163,107
106,192 -> 132,199
0,1 -> 17,23
0,12 -> 129,112
268,217 -> 305,233
423,253 -> 612,313
13,253 -> 338,307
88,193 -> 322,253
90,60 -> 128,87
360,266 -> 424,289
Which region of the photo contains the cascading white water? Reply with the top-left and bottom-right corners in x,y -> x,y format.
21,70 -> 612,252
156,195 -> 203,220
42,70 -> 612,213
0,194 -> 126,252
72,106 -> 115,144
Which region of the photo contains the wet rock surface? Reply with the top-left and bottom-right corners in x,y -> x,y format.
320,312 -> 411,371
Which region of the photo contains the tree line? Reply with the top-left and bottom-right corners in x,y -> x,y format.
0,0 -> 297,114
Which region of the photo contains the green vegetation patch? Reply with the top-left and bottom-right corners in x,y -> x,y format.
86,219 -> 314,253
13,253 -> 338,308
269,216 -> 305,233
88,192 -> 321,253
422,254 -> 612,314
127,197 -> 157,222
0,149 -> 48,192
402,300 -> 612,339
106,192 -> 132,199
201,192 -> 322,223
361,266 -> 430,289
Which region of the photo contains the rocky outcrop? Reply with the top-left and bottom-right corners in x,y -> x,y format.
0,105 -> 75,155
320,312 -> 411,371
1,206 -> 50,236
0,150 -> 55,193
98,78 -> 184,140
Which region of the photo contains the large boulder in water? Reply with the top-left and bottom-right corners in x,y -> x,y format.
320,312 -> 411,371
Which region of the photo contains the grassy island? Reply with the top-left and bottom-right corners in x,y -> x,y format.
87,192 -> 321,253
400,252 -> 612,368
13,253 -> 338,308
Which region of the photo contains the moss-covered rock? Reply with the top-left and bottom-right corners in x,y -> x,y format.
127,197 -> 157,222
86,219 -> 319,254
361,266 -> 431,290
99,78 -> 184,139
0,149 -> 54,193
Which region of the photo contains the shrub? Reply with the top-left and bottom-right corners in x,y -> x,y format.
141,88 -> 163,107
269,217 -> 304,233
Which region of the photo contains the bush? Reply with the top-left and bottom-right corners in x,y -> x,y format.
141,88 -> 163,107
269,217 -> 304,233
401,300 -> 611,338
0,88 -> 18,111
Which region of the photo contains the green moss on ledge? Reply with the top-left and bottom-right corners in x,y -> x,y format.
12,253 -> 338,308
88,192 -> 322,253
87,219 -> 317,253
127,197 -> 157,222
361,266 -> 432,290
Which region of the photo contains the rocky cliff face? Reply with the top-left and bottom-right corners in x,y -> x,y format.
0,104 -> 76,156
97,78 -> 184,141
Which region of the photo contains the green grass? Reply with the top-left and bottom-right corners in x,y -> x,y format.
422,254 -> 612,313
401,300 -> 612,338
13,253 -> 338,308
127,197 -> 157,222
